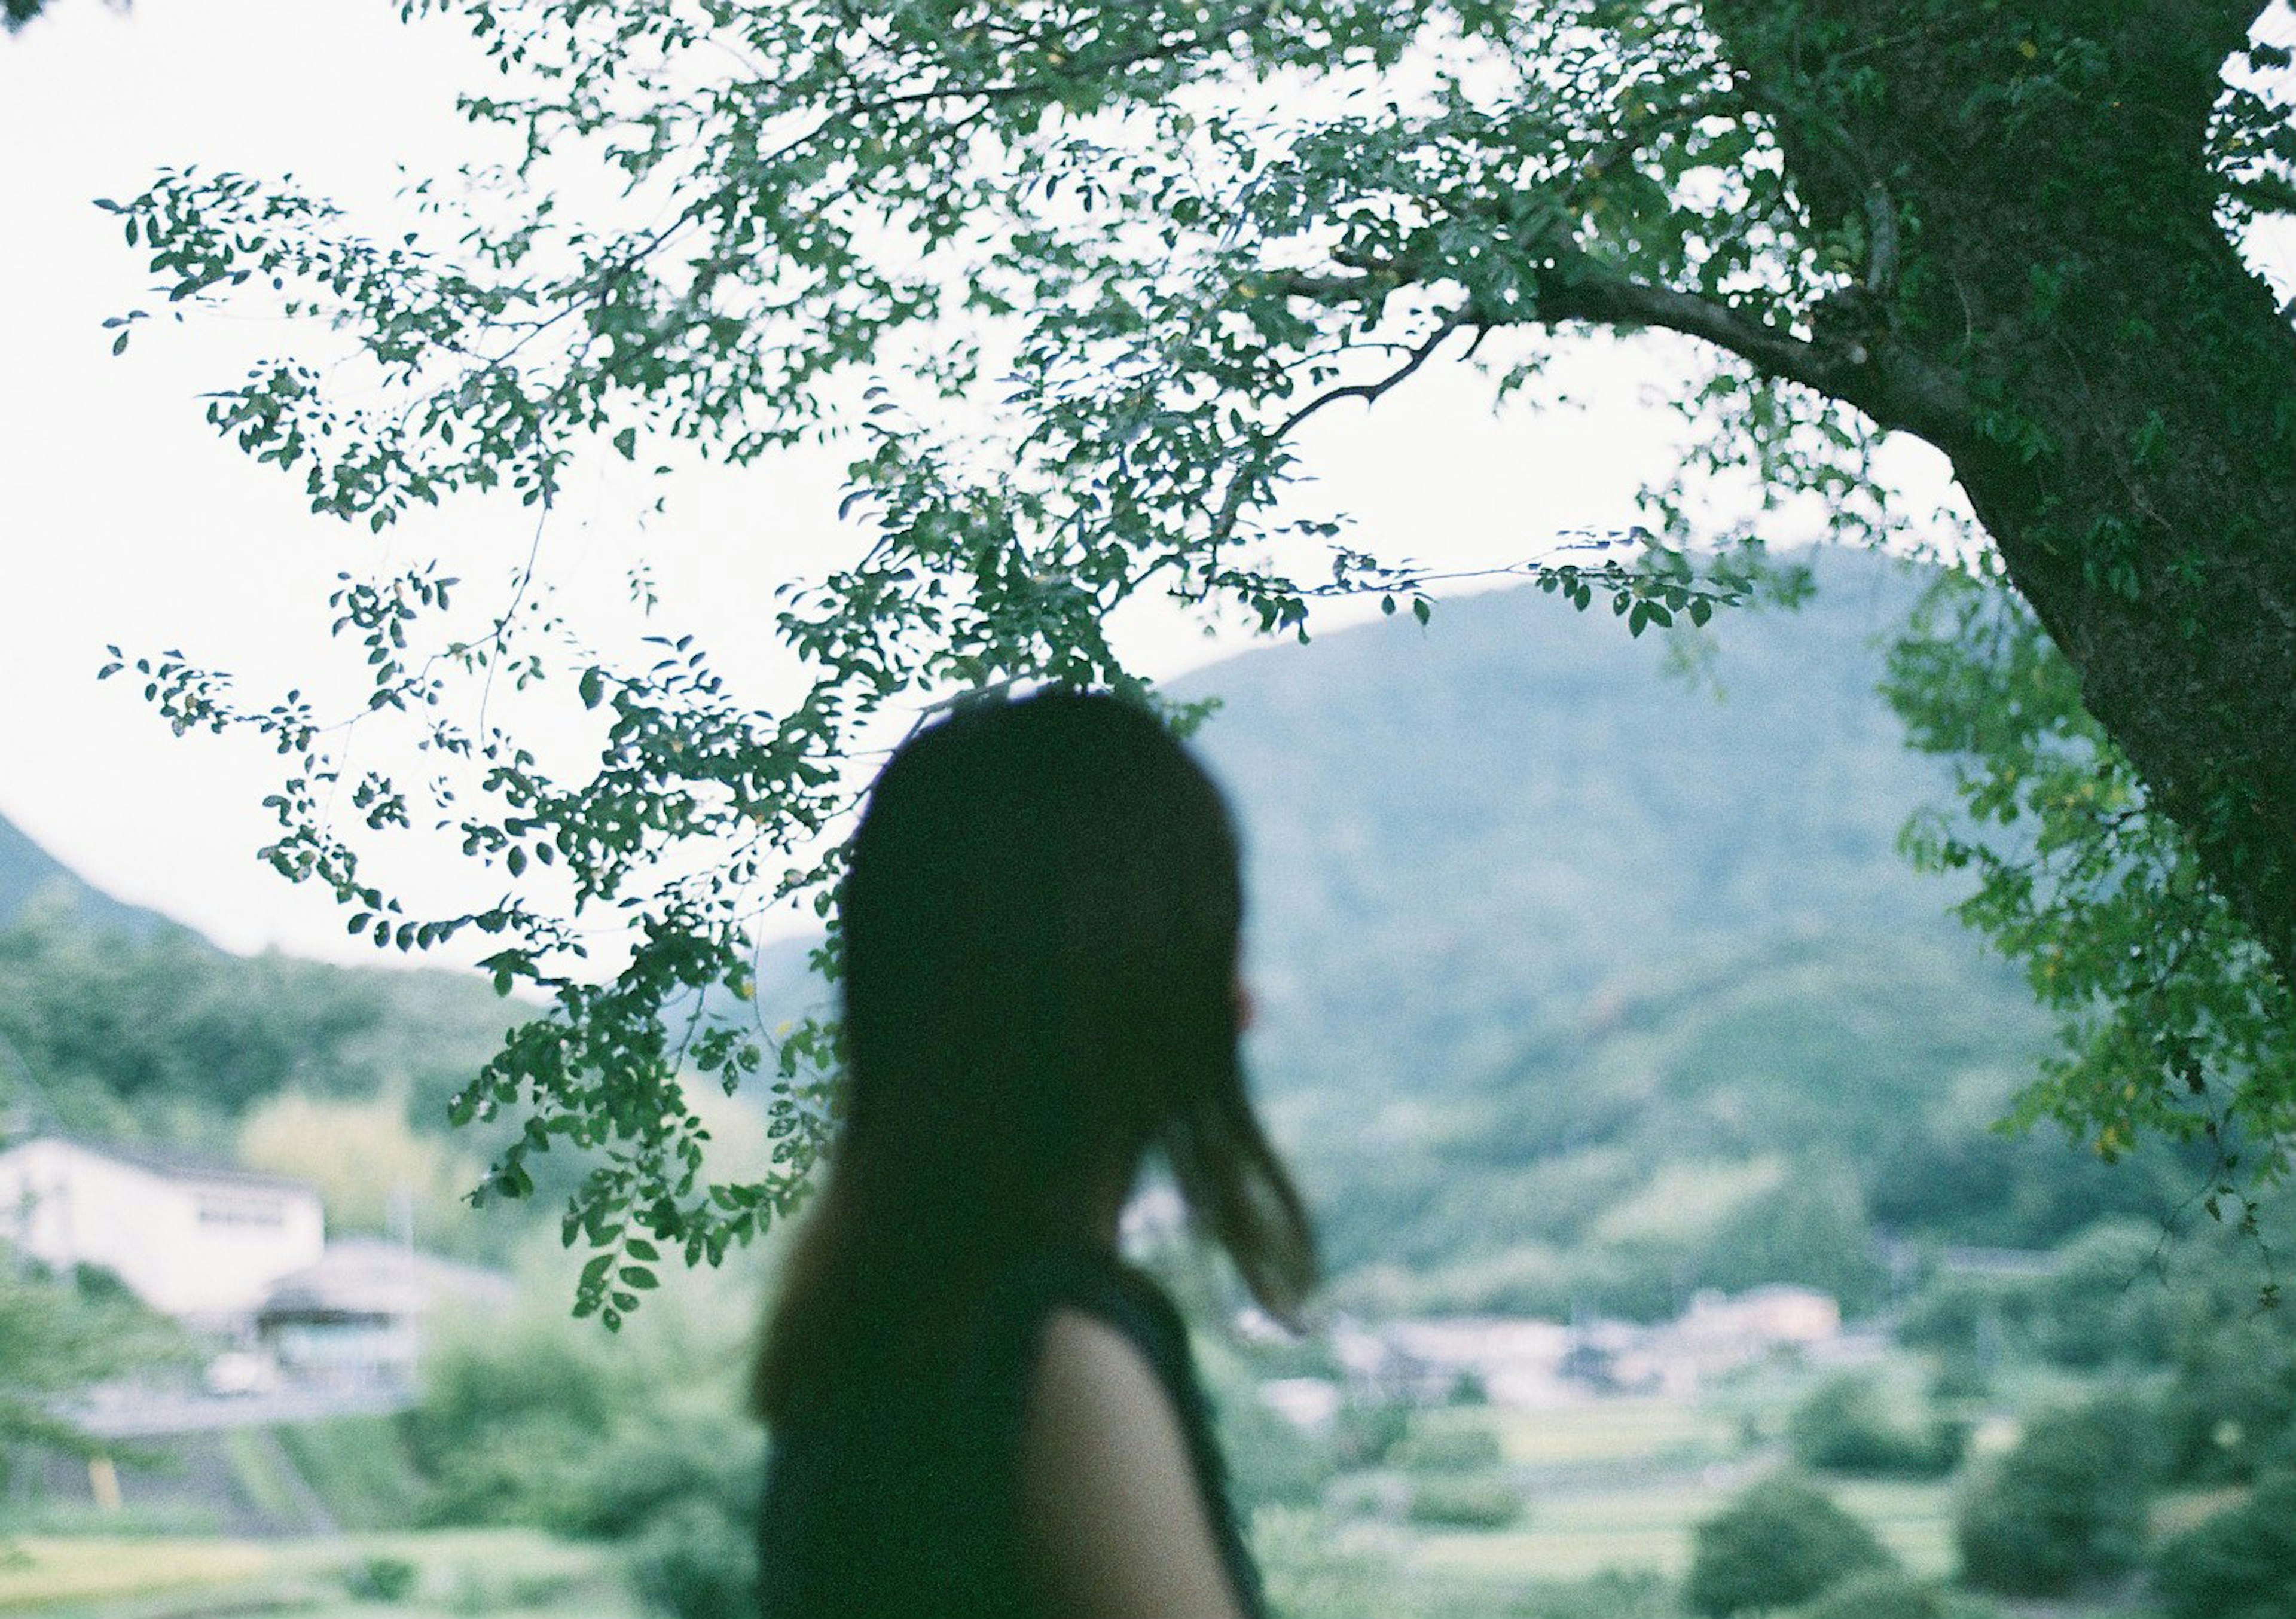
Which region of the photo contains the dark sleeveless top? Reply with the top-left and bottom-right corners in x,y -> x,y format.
755,1244 -> 1266,1618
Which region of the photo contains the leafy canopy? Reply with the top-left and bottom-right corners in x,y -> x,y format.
90,0 -> 2296,1316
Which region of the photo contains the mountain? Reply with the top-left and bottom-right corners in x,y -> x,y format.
1178,548 -> 1983,1076
0,811 -> 182,939
5,549 -> 2181,1307
1159,549 -> 2188,1316
0,816 -> 521,1159
720,550 -> 2186,1314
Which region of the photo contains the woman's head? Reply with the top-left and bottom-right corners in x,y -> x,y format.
756,688 -> 1315,1419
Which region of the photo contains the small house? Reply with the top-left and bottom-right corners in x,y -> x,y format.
0,1135 -> 324,1324
258,1237 -> 514,1389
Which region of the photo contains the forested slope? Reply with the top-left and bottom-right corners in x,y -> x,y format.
0,812 -> 171,937
2,551 -> 2201,1305
1168,551 -> 2198,1316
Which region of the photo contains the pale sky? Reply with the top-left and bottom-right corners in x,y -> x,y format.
1,0 -> 2282,967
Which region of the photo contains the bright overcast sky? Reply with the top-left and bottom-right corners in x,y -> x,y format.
1,0 -> 2281,967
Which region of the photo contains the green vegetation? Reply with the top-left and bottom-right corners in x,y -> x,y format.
625,1502 -> 756,1619
0,517 -> 2281,1619
0,817 -> 167,939
2160,1308 -> 2296,1486
2152,1472 -> 2296,1619
1794,1571 -> 1998,1619
1391,1419 -> 1506,1476
0,904 -> 513,1157
340,1556 -> 418,1603
1,560 -> 2254,1322
1683,1477 -> 1897,1617
1405,1475 -> 1524,1531
0,1264 -> 183,1456
0,1535 -> 274,1612
271,1419 -> 428,1534
90,0 -> 2296,1291
398,1300 -> 761,1542
1953,1403 -> 2152,1598
1788,1373 -> 1965,1481
1162,557 -> 2215,1318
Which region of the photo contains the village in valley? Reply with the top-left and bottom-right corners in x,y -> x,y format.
0,1135 -> 507,1523
2,1128 -> 1888,1530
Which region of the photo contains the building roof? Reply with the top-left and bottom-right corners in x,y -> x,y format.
5,1134 -> 316,1198
259,1238 -> 514,1324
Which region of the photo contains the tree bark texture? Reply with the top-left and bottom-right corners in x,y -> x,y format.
1706,0 -> 2296,979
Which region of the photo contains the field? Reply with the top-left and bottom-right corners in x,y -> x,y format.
1234,1352 -> 2202,1619
1407,1472 -> 1958,1583
0,1366 -> 2213,1618
0,1529 -> 634,1618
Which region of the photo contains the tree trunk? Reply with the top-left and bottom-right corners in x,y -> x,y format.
1716,0 -> 2296,978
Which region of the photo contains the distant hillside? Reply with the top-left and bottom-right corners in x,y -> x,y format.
1178,548 -> 1983,1076
4,551 -> 2184,1306
0,831 -> 520,1157
1159,549 -> 2191,1316
723,552 -> 2179,1314
0,812 -> 180,939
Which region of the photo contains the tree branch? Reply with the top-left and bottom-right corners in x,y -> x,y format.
1284,243 -> 1974,451
1534,253 -> 1974,446
1203,309 -> 1470,558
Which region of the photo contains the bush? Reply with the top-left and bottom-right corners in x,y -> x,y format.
1955,1402 -> 2151,1596
1445,1369 -> 1491,1407
1684,1476 -> 1897,1617
402,1320 -> 626,1528
1494,1569 -> 1672,1619
1219,1386 -> 1338,1512
1251,1505 -> 1413,1619
1898,1272 -> 2028,1363
1405,1473 -> 1523,1529
628,1499 -> 757,1619
402,1306 -> 765,1539
341,1556 -> 419,1603
1788,1372 -> 1965,1479
2151,1472 -> 2296,1619
2029,1220 -> 2179,1368
558,1415 -> 762,1539
1927,1351 -> 1992,1404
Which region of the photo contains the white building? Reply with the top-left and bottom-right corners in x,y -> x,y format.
0,1136 -> 325,1322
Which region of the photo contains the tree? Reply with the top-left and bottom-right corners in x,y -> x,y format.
1684,1476 -> 1897,1616
2152,1472 -> 2296,1619
1955,1401 -> 2154,1596
0,1261 -> 183,1459
87,1 -> 2296,1313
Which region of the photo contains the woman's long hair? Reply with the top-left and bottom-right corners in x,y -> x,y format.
753,688 -> 1316,1424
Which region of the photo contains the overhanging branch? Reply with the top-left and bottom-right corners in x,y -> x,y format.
1533,253 -> 1976,447
1283,252 -> 1977,456
1202,308 -> 1471,561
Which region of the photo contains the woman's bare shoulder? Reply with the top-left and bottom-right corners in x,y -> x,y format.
1018,1308 -> 1247,1619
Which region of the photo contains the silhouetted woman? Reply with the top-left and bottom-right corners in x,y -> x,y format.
753,688 -> 1317,1618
